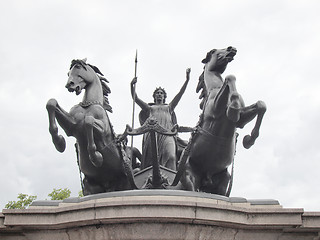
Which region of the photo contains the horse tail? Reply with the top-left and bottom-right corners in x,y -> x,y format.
118,144 -> 138,189
225,132 -> 238,197
171,131 -> 195,186
225,156 -> 234,197
74,143 -> 85,193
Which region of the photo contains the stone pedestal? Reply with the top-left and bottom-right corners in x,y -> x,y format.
1,190 -> 320,239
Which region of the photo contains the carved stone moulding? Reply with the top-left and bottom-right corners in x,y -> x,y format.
1,190 -> 320,240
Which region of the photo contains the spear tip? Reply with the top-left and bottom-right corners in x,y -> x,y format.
135,49 -> 138,62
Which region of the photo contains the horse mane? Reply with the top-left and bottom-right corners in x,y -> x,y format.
96,74 -> 113,113
196,49 -> 218,110
196,50 -> 217,110
70,59 -> 113,113
202,49 -> 216,64
196,71 -> 207,110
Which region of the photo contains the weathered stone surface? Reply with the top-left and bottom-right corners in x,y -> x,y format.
1,190 -> 319,240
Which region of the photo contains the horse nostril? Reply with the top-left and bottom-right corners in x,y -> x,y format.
65,81 -> 74,88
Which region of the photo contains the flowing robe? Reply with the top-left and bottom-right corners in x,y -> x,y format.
140,104 -> 177,170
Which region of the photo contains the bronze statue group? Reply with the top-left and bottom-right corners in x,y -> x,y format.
46,47 -> 266,196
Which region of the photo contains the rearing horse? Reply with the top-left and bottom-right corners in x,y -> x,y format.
46,59 -> 135,195
179,47 -> 266,196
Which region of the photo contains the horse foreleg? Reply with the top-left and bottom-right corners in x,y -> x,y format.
225,75 -> 243,122
84,116 -> 104,167
46,99 -> 67,152
237,100 -> 266,149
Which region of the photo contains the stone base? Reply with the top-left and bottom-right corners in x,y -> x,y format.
1,190 -> 320,240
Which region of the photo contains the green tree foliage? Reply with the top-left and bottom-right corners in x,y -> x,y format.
5,193 -> 37,209
48,188 -> 71,200
78,190 -> 84,197
6,188 -> 82,209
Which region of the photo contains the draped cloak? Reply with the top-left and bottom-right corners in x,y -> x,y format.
139,103 -> 177,170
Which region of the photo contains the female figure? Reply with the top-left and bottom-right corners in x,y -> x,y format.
131,68 -> 190,170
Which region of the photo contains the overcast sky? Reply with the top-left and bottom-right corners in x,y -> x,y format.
1,0 -> 320,211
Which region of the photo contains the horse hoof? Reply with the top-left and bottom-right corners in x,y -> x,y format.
90,151 -> 103,167
53,135 -> 66,152
243,135 -> 254,149
227,106 -> 240,122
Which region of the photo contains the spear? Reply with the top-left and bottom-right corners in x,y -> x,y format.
130,50 -> 138,151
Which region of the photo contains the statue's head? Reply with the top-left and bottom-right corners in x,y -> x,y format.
153,87 -> 167,104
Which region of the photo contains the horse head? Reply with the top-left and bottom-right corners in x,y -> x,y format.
202,46 -> 237,74
65,59 -> 112,112
196,47 -> 237,110
66,59 -> 100,95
